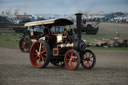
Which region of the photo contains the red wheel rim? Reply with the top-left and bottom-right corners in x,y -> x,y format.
81,52 -> 94,69
30,42 -> 47,67
65,50 -> 79,70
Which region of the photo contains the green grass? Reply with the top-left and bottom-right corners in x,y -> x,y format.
0,33 -> 128,51
0,30 -> 15,33
0,33 -> 22,49
81,33 -> 117,41
0,40 -> 19,48
82,34 -> 104,41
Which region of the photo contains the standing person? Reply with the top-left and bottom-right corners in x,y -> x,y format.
116,29 -> 120,38
43,25 -> 52,35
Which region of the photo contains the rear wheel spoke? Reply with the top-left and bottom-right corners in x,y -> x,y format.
44,54 -> 47,57
42,46 -> 45,50
41,50 -> 46,54
35,50 -> 39,53
40,43 -> 42,51
42,57 -> 46,60
34,56 -> 38,60
30,41 -> 51,68
38,59 -> 41,65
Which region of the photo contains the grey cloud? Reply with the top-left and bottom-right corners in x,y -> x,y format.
0,0 -> 127,14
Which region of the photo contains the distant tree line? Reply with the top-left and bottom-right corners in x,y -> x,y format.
0,16 -> 11,23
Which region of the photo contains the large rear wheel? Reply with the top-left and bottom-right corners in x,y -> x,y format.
30,41 -> 51,68
81,49 -> 96,69
64,49 -> 80,70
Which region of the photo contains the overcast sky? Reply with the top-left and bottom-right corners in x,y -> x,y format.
0,0 -> 128,14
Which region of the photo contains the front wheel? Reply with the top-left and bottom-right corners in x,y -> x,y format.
81,49 -> 96,69
64,49 -> 80,70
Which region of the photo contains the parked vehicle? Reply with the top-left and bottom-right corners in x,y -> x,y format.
82,21 -> 100,35
19,25 -> 44,52
74,21 -> 100,35
25,13 -> 96,70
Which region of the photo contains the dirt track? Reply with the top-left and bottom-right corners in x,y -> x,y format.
0,48 -> 128,85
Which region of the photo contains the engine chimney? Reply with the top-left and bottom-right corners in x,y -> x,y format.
73,13 -> 86,52
75,13 -> 83,40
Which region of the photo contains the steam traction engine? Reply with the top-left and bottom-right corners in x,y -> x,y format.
29,13 -> 96,70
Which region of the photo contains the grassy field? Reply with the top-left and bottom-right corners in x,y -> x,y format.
82,22 -> 128,41
0,22 -> 128,50
0,33 -> 22,48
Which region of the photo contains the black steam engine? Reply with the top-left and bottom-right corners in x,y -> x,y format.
27,13 -> 96,70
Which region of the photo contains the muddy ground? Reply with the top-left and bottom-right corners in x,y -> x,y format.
0,48 -> 128,85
